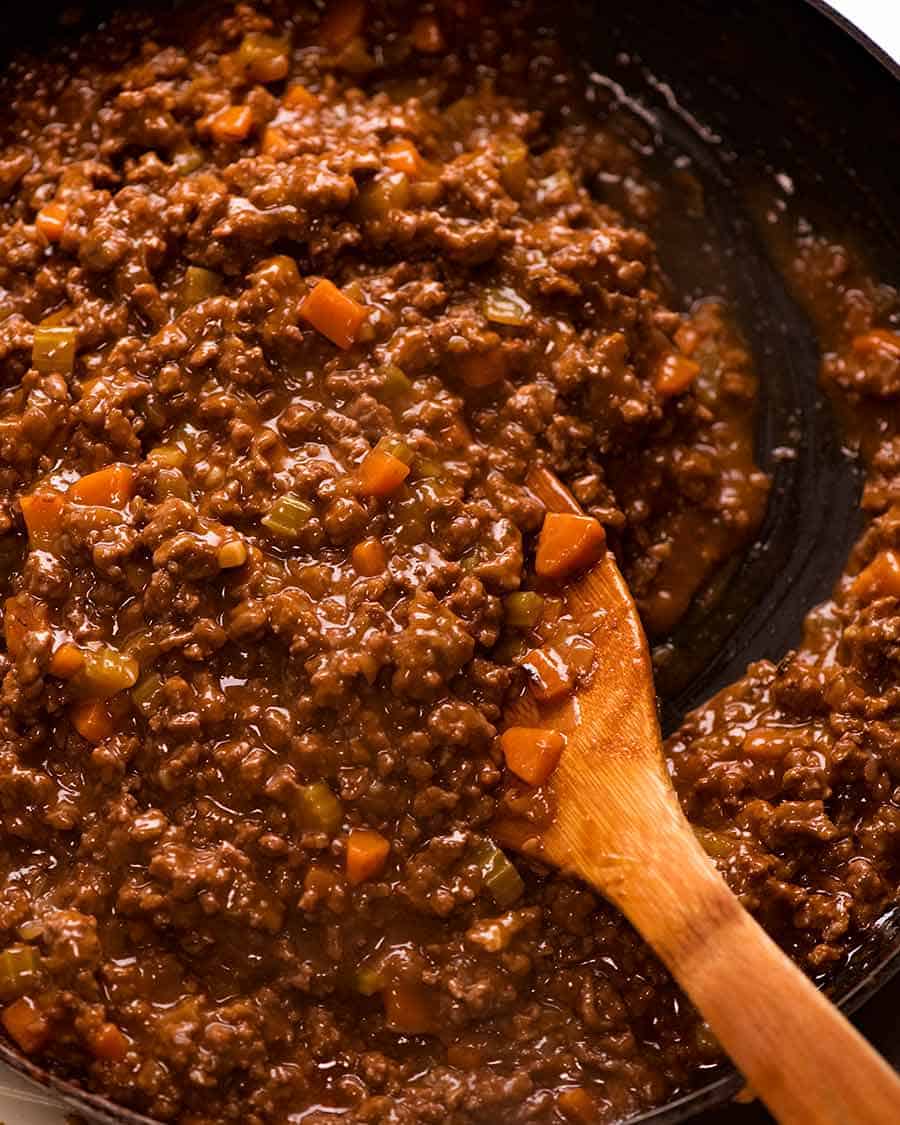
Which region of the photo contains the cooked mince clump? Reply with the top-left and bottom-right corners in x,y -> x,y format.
0,2 -> 897,1123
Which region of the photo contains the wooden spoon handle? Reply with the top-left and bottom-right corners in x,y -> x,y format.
615,785 -> 900,1124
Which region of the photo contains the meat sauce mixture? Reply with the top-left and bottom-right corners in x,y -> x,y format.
0,1 -> 896,1123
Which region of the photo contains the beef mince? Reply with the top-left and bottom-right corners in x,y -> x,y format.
0,2 -> 896,1124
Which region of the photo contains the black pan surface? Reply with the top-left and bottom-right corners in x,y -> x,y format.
0,1 -> 897,1123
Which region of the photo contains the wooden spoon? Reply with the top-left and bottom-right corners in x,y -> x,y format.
494,466 -> 900,1125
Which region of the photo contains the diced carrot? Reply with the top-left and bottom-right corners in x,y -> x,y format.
320,0 -> 366,49
655,352 -> 701,397
521,645 -> 573,704
20,491 -> 66,547
262,126 -> 292,158
458,350 -> 506,388
410,15 -> 444,53
284,84 -> 319,110
384,980 -> 434,1034
500,727 -> 565,786
49,642 -> 85,679
352,537 -> 388,576
535,512 -> 606,581
4,595 -> 45,658
210,105 -> 254,143
68,464 -> 134,508
346,828 -> 390,884
674,322 -> 699,356
851,328 -> 900,359
2,996 -> 49,1054
89,1021 -> 129,1062
35,202 -> 68,242
71,700 -> 115,743
299,279 -> 369,349
852,549 -> 900,601
357,439 -> 412,497
384,138 -> 425,178
558,1086 -> 597,1122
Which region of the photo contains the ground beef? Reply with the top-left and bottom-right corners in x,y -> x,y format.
0,3 -> 895,1125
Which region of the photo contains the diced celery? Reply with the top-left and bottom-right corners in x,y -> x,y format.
377,364 -> 412,401
356,964 -> 384,995
376,436 -> 414,465
171,145 -> 204,175
256,255 -> 301,290
132,673 -> 163,716
33,326 -> 77,375
482,287 -> 531,327
180,266 -> 223,309
471,839 -> 524,907
262,494 -> 314,539
148,445 -> 187,469
415,458 -> 444,479
298,782 -> 343,834
356,172 -> 410,221
503,591 -> 544,628
499,139 -> 528,198
81,647 -> 139,699
0,945 -> 39,994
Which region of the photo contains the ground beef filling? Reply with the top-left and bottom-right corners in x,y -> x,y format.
0,3 -> 896,1124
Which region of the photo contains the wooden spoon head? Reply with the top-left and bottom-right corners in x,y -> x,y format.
493,469 -> 673,881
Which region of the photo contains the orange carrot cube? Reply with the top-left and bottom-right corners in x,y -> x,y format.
558,1087 -> 597,1122
284,84 -> 319,110
384,138 -> 425,178
346,828 -> 390,884
36,202 -> 68,242
89,1022 -> 129,1062
210,105 -> 254,143
49,642 -> 85,679
655,352 -> 701,397
521,645 -> 573,704
20,491 -> 66,547
71,701 -> 116,743
357,439 -> 412,497
535,512 -> 606,581
2,996 -> 49,1054
500,727 -> 565,786
352,537 -> 388,576
299,279 -> 369,349
262,126 -> 292,158
851,328 -> 900,359
852,549 -> 900,601
69,464 -> 134,508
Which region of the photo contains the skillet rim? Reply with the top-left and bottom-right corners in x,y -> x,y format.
629,2 -> 900,1121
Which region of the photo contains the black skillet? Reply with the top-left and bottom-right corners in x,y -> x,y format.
0,1 -> 897,1122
